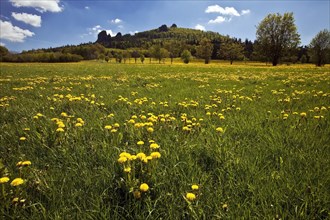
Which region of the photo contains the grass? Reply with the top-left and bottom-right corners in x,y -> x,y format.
0,61 -> 329,219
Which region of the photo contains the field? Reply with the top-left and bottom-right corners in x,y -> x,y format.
0,61 -> 329,219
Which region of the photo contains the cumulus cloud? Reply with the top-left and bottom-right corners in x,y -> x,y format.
208,16 -> 227,24
0,20 -> 34,42
12,12 -> 41,27
111,18 -> 122,24
9,0 -> 63,13
206,5 -> 240,17
241,9 -> 251,15
195,24 -> 206,31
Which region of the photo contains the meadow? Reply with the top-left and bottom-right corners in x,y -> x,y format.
0,61 -> 329,219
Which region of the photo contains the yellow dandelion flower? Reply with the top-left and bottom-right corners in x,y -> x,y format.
140,183 -> 149,192
110,129 -> 117,133
16,161 -> 23,166
56,128 -> 64,132
191,184 -> 199,190
300,112 -> 307,117
0,177 -> 10,184
21,161 -> 32,166
57,122 -> 65,128
104,125 -> 112,130
113,123 -> 120,128
150,152 -> 161,159
186,193 -> 196,201
60,112 -> 68,117
119,152 -> 131,158
12,197 -> 19,203
150,143 -> 160,149
124,167 -> 131,173
136,152 -> 146,159
75,123 -> 83,127
23,128 -> 30,131
129,155 -> 137,160
10,178 -> 24,186
137,141 -> 144,146
19,137 -> 26,141
222,203 -> 228,211
216,127 -> 224,133
117,157 -> 127,164
147,127 -> 154,133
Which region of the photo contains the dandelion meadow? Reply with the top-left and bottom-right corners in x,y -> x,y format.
0,61 -> 329,219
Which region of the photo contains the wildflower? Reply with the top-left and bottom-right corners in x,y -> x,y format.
147,127 -> 154,133
110,129 -> 117,133
191,184 -> 199,190
300,112 -> 307,117
113,123 -> 120,128
56,128 -> 64,132
0,177 -> 10,184
136,152 -> 146,160
60,112 -> 68,117
140,183 -> 149,192
186,192 -> 196,201
19,137 -> 26,141
222,203 -> 228,211
104,125 -> 112,130
12,197 -> 19,203
119,152 -> 131,158
23,128 -> 30,131
117,157 -> 127,164
21,161 -> 32,167
137,141 -> 144,146
124,167 -> 131,173
57,122 -> 65,128
216,127 -> 224,133
150,143 -> 160,149
75,123 -> 83,127
10,178 -> 24,186
150,152 -> 161,159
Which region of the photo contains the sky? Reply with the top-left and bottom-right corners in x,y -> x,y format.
0,0 -> 329,52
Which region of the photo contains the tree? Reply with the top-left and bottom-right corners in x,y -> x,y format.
309,29 -> 330,66
256,12 -> 300,66
181,49 -> 192,64
150,45 -> 169,64
131,50 -> 140,63
164,41 -> 182,64
219,42 -> 244,64
140,54 -> 145,64
123,50 -> 131,63
196,38 -> 213,64
0,46 -> 9,58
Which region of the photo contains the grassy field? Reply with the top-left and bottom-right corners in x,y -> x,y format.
0,61 -> 329,219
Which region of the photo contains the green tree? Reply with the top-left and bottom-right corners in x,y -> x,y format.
256,12 -> 300,66
164,41 -> 182,64
140,54 -> 145,64
196,38 -> 213,64
219,42 -> 244,64
181,49 -> 192,64
0,46 -> 9,60
309,29 -> 330,66
150,45 -> 169,64
131,50 -> 140,63
123,50 -> 131,63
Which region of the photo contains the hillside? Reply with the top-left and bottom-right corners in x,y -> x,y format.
96,24 -> 227,49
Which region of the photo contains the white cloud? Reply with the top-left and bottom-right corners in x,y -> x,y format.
9,0 -> 62,13
85,6 -> 90,10
86,25 -> 116,37
195,24 -> 206,31
241,9 -> 251,15
129,31 -> 139,35
111,18 -> 122,24
0,20 -> 34,42
0,42 -> 5,47
208,16 -> 227,24
205,5 -> 240,17
12,12 -> 41,27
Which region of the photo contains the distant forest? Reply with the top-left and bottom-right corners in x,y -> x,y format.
0,24 -> 318,65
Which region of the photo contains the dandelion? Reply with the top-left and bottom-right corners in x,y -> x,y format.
12,197 -> 19,203
124,167 -> 131,173
147,127 -> 154,133
137,141 -> 144,146
186,192 -> 196,201
300,112 -> 307,117
19,137 -> 26,141
104,125 -> 112,130
75,123 -> 83,127
0,177 -> 10,184
21,161 -> 31,167
150,143 -> 160,149
140,183 -> 149,192
150,152 -> 161,159
10,178 -> 24,186
113,123 -> 120,128
191,184 -> 199,190
23,128 -> 30,131
57,122 -> 65,128
117,157 -> 127,164
60,112 -> 68,117
56,128 -> 64,132
222,203 -> 228,211
216,127 -> 224,133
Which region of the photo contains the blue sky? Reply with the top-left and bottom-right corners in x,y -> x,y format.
1,0 -> 329,52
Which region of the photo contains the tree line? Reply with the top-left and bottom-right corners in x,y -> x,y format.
1,13 -> 329,66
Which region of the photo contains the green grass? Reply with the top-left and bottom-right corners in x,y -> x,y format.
0,61 -> 330,219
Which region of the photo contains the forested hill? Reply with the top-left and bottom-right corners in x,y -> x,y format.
96,24 -> 228,49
